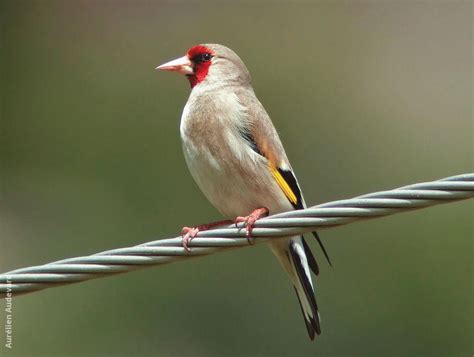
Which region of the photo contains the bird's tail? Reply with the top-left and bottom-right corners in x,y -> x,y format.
269,236 -> 321,340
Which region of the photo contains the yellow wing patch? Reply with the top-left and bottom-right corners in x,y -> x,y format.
269,163 -> 298,204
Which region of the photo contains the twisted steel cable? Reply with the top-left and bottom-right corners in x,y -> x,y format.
1,173 -> 472,297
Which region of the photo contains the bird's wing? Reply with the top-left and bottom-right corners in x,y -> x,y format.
237,89 -> 305,209
236,89 -> 327,339
238,89 -> 332,266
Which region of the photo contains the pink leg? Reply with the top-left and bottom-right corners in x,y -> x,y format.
181,219 -> 233,251
234,207 -> 269,245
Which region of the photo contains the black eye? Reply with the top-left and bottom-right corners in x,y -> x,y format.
194,52 -> 213,63
201,53 -> 212,61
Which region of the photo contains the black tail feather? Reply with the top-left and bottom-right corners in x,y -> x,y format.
293,286 -> 316,340
312,231 -> 332,266
289,241 -> 321,337
302,237 -> 319,275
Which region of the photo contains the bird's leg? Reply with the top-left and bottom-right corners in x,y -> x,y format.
181,219 -> 233,251
234,207 -> 269,245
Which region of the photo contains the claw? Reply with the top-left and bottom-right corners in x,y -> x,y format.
180,219 -> 234,252
234,207 -> 269,245
181,226 -> 199,252
234,216 -> 255,245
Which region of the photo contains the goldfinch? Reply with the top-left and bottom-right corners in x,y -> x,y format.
157,44 -> 330,340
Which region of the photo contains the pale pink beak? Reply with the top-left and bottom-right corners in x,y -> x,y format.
156,55 -> 194,75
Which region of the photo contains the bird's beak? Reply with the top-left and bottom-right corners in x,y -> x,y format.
156,55 -> 194,75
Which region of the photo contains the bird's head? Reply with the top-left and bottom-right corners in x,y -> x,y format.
157,44 -> 251,89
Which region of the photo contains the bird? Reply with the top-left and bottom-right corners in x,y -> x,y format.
157,44 -> 330,340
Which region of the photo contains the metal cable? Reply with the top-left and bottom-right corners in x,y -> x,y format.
1,173 -> 472,297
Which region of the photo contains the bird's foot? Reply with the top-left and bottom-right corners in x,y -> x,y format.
181,219 -> 233,251
234,207 -> 269,245
181,226 -> 200,252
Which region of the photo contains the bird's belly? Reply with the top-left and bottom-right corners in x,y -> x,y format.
182,140 -> 292,218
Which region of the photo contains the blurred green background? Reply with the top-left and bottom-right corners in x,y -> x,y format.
1,1 -> 472,356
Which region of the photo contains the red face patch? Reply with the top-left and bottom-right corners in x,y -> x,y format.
186,45 -> 215,88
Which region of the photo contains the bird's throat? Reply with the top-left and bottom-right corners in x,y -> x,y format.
187,61 -> 212,88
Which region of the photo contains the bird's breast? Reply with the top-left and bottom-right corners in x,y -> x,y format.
179,92 -> 292,217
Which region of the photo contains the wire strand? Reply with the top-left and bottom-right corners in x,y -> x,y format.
1,173 -> 472,297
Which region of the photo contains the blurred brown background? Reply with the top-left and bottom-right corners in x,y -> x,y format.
1,1 -> 472,356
